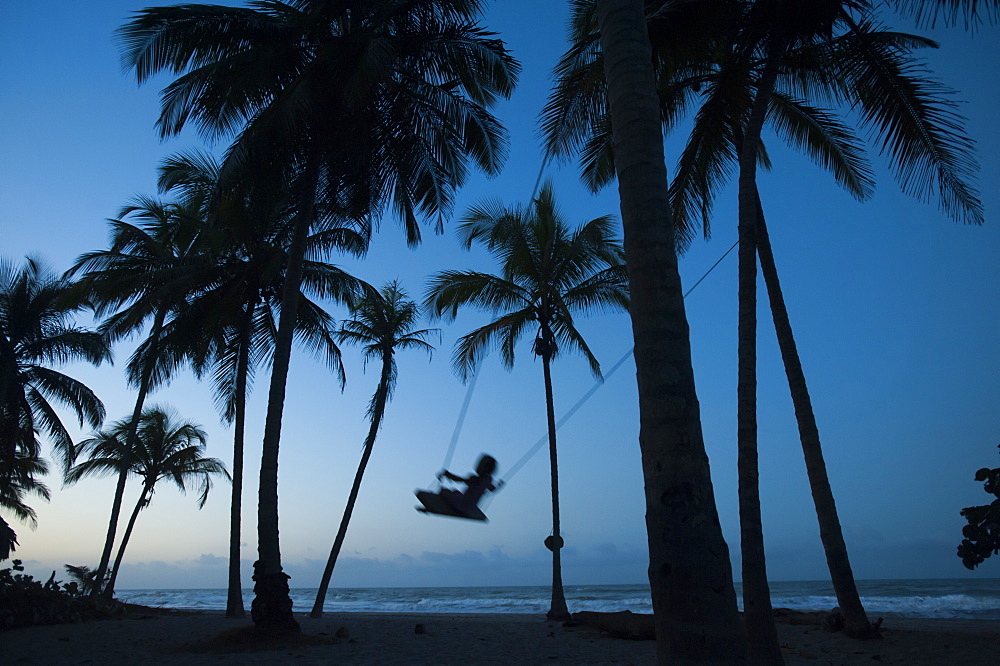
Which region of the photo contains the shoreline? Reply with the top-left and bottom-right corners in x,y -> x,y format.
2,609 -> 999,664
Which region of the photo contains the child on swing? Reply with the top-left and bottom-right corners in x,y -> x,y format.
437,454 -> 498,516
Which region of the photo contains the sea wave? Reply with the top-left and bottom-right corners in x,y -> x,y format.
116,579 -> 1000,619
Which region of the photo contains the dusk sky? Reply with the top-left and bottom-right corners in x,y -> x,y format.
2,1 -> 998,593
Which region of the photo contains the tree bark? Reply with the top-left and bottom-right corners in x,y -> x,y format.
541,343 -> 570,621
106,485 -> 150,594
96,307 -> 165,598
311,356 -> 391,618
736,61 -> 783,663
252,161 -> 320,634
226,301 -> 254,619
754,196 -> 875,639
595,1 -> 746,661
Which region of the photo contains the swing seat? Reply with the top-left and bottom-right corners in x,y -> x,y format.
415,490 -> 488,522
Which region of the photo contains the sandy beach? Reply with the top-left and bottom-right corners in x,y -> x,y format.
2,609 -> 998,664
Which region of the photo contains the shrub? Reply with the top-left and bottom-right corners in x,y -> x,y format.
0,560 -> 123,630
957,444 -> 1000,569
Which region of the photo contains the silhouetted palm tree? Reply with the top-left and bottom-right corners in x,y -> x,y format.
550,0 -> 984,651
66,406 -> 228,596
154,151 -> 368,618
0,256 -> 110,560
0,452 -> 50,561
583,0 -> 750,659
118,0 -> 518,630
425,181 -> 628,621
311,281 -> 437,618
70,200 -> 211,597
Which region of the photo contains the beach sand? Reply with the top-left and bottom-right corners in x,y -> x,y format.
2,608 -> 998,664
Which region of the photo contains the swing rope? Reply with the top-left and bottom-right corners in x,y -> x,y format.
436,156 -> 552,476
498,238 -> 739,486
434,147 -> 739,491
440,370 -> 479,474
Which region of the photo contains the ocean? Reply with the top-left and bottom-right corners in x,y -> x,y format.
117,579 -> 1000,619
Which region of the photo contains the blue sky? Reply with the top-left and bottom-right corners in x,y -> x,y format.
2,1 -> 998,592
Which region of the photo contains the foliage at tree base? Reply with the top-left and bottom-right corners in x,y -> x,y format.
0,560 -> 124,630
958,445 -> 1000,569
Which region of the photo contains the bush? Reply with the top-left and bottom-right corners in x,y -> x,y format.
957,444 -> 1000,570
0,560 -> 123,630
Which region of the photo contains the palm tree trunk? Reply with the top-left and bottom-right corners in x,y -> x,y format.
595,1 -> 746,661
736,61 -> 783,664
754,195 -> 875,639
252,160 -> 320,633
311,357 -> 392,618
226,301 -> 254,619
106,484 -> 150,595
95,307 -> 166,598
541,347 -> 570,621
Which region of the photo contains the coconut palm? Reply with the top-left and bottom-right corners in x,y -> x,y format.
0,452 -> 51,561
310,281 -> 437,618
69,200 -> 212,597
153,151 -> 369,618
0,256 -> 110,560
0,257 -> 109,469
586,0 -> 749,660
118,0 -> 518,630
552,0 -> 984,650
66,406 -> 229,596
425,181 -> 628,621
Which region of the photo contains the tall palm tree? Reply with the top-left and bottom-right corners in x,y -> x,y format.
69,201 -> 212,597
118,0 -> 518,630
552,0 -> 983,649
66,406 -> 229,596
0,256 -> 110,559
425,181 -> 628,621
154,150 -> 369,618
310,281 -> 437,618
591,0 -> 748,661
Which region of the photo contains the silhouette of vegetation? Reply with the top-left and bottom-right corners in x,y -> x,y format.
118,0 -> 518,630
311,281 -> 437,618
0,560 -> 122,630
0,256 -> 110,563
958,444 -> 1000,569
425,181 -> 628,621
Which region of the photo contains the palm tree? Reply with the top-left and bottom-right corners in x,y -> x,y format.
552,0 -> 984,649
0,256 -> 110,559
310,281 -> 437,618
66,406 -> 229,596
425,181 -> 628,621
0,451 -> 51,561
154,150 -> 369,618
69,200 -> 212,597
590,0 -> 748,660
118,0 -> 518,631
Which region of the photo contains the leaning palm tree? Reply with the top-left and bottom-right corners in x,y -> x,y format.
154,150 -> 369,618
425,182 -> 628,621
310,281 -> 437,618
551,0 -> 983,650
0,256 -> 110,559
69,201 -> 212,597
66,406 -> 229,596
118,0 -> 518,630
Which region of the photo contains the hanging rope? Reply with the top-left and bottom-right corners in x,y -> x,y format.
440,370 -> 479,473
437,156 -> 552,473
498,238 -> 739,485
